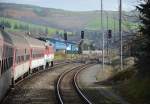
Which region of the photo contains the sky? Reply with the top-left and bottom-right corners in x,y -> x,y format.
0,0 -> 138,11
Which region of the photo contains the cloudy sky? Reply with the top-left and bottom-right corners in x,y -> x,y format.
0,0 -> 138,11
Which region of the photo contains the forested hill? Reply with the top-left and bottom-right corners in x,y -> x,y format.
0,3 -> 138,31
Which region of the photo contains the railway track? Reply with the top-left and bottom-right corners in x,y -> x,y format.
56,64 -> 94,104
1,61 -> 77,104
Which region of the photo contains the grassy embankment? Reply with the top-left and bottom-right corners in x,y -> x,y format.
96,56 -> 150,104
112,67 -> 150,104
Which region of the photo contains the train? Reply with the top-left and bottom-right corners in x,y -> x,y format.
0,26 -> 54,102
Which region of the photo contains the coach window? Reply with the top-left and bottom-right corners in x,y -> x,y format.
7,58 -> 9,70
10,57 -> 13,67
23,55 -> 26,61
5,46 -> 8,57
5,59 -> 7,71
28,55 -> 30,60
19,56 -> 21,63
1,60 -> 2,75
0,60 -> 1,76
4,59 -> 6,72
18,56 -> 20,63
16,56 -> 18,64
6,46 -> 8,57
0,47 -> 2,59
20,56 -> 22,62
9,48 -> 12,57
5,58 -> 7,70
10,57 -> 13,66
9,58 -> 11,68
25,49 -> 26,54
26,55 -> 29,61
21,56 -> 24,62
6,58 -> 8,70
1,60 -> 3,74
7,57 -> 10,69
17,56 -> 19,64
8,57 -> 11,69
3,59 -> 5,73
9,57 -> 11,67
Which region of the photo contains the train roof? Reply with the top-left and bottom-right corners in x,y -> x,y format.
8,30 -> 45,49
0,29 -> 46,49
25,36 -> 45,49
6,31 -> 29,48
0,29 -> 13,45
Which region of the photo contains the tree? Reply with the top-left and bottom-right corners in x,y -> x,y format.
0,20 -> 11,28
136,1 -> 150,75
14,24 -> 18,29
5,21 -> 11,28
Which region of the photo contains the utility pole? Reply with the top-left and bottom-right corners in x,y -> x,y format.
107,15 -> 109,56
101,0 -> 104,71
119,0 -> 123,70
107,15 -> 109,30
113,16 -> 116,42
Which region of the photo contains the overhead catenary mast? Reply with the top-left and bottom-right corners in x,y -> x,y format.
101,0 -> 104,71
119,0 -> 123,70
113,16 -> 116,42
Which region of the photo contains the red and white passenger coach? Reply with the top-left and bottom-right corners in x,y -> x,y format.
0,26 -> 54,102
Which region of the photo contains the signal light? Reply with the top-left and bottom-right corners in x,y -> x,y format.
108,29 -> 112,39
81,31 -> 84,39
64,32 -> 67,40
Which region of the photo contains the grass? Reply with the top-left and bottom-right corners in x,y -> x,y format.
54,52 -> 67,61
54,52 -> 79,61
95,54 -> 150,104
96,65 -> 114,81
108,66 -> 136,83
119,76 -> 150,104
107,66 -> 150,104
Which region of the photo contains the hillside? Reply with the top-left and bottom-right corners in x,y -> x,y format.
0,3 -> 138,31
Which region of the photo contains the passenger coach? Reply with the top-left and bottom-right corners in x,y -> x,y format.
0,27 -> 14,102
0,26 -> 54,102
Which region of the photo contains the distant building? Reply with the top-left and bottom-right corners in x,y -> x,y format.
37,37 -> 78,54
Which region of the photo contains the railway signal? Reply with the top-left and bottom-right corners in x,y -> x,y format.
81,31 -> 84,39
64,32 -> 67,40
0,25 -> 4,30
107,29 -> 112,39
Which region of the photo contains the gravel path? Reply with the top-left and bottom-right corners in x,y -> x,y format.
2,63 -> 80,104
78,64 -> 130,104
